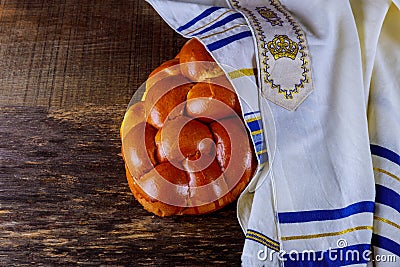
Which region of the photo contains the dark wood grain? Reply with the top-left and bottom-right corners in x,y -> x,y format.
0,0 -> 187,108
0,1 -> 245,266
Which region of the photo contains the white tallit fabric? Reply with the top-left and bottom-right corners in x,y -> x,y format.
363,2 -> 400,266
242,1 -> 374,265
144,0 -> 400,265
241,1 -> 400,266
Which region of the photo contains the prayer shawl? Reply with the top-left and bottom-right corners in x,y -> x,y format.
145,0 -> 400,265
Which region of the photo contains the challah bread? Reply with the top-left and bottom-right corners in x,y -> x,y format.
121,38 -> 258,216
120,101 -> 145,138
155,117 -> 215,163
146,58 -> 182,91
123,122 -> 158,179
186,81 -> 242,122
179,38 -> 224,81
126,163 -> 188,217
145,80 -> 192,129
209,117 -> 257,197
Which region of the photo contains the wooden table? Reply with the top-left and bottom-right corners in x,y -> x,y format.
0,1 -> 246,265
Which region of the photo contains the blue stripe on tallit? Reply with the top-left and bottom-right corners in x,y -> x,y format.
375,184 -> 400,213
258,151 -> 268,164
278,201 -> 375,224
244,111 -> 261,117
372,234 -> 400,257
194,13 -> 244,35
246,229 -> 280,252
247,119 -> 262,133
206,31 -> 252,51
255,140 -> 264,152
177,6 -> 223,32
370,144 -> 400,167
251,132 -> 263,144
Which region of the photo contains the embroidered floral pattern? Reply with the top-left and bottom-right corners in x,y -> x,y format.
229,0 -> 313,110
255,7 -> 283,26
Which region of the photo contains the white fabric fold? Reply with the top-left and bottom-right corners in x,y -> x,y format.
366,2 -> 400,265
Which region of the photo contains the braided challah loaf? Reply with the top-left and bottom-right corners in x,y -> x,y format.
121,38 -> 257,216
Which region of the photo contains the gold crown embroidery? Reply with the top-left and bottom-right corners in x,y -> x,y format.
267,35 -> 299,60
255,7 -> 283,26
